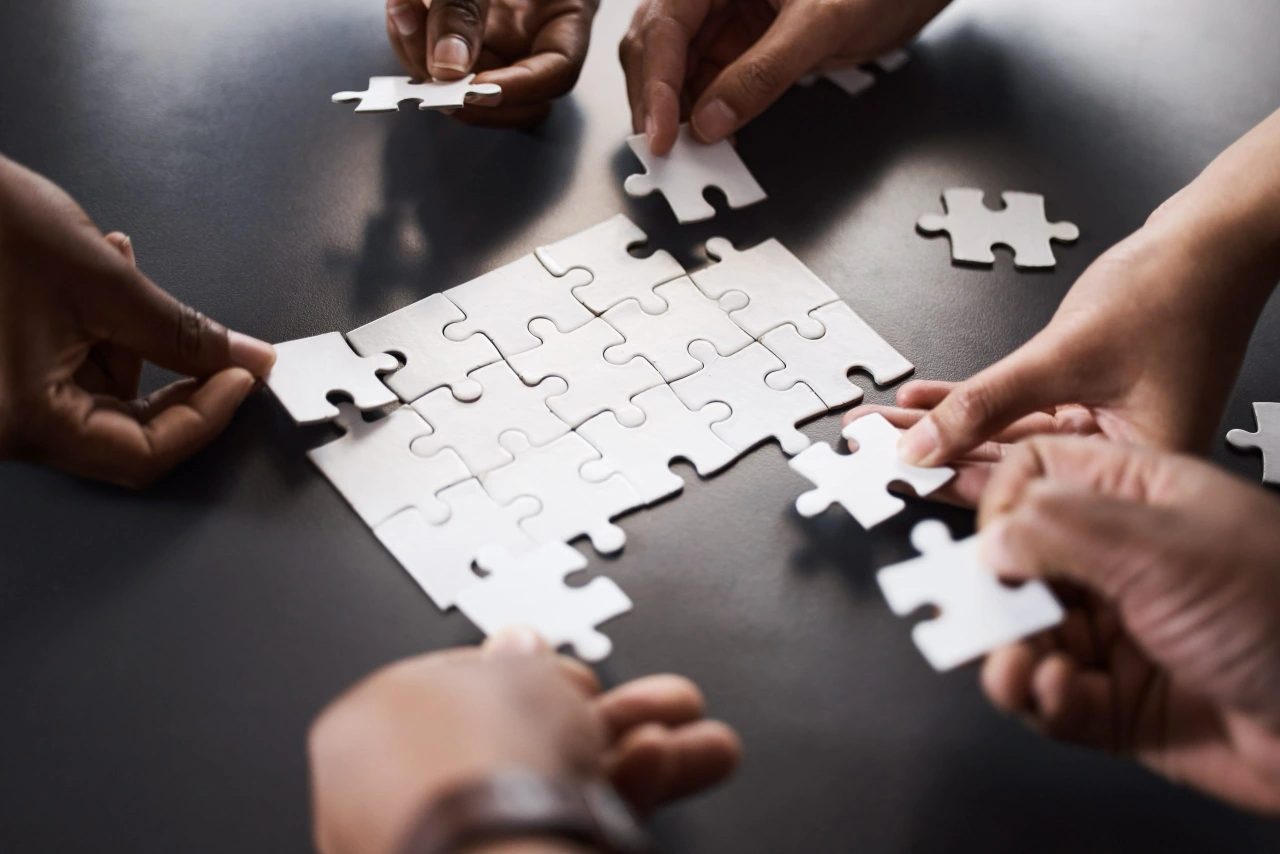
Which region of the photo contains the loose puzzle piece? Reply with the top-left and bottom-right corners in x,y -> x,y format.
797,50 -> 910,96
917,188 -> 1079,269
603,277 -> 752,383
789,414 -> 955,528
331,75 -> 501,112
877,520 -> 1065,671
266,331 -> 399,425
373,480 -> 539,610
1227,402 -> 1280,485
691,237 -> 840,339
578,385 -> 735,504
346,293 -> 500,403
534,214 -> 686,315
762,301 -> 914,407
623,123 -> 767,224
410,361 -> 569,475
457,542 -> 632,662
508,318 -> 664,428
308,404 -> 471,528
444,254 -> 593,358
672,342 -> 825,456
480,433 -> 643,555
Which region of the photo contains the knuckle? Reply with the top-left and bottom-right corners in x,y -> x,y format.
442,0 -> 485,30
173,304 -> 220,368
947,382 -> 1000,432
733,55 -> 787,99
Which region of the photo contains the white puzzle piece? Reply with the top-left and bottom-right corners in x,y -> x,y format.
410,361 -> 569,475
877,520 -> 1065,671
789,414 -> 955,528
796,51 -> 909,95
331,75 -> 501,112
346,293 -> 500,403
672,342 -> 825,456
578,385 -> 735,504
480,433 -> 643,555
457,542 -> 632,662
444,254 -> 593,357
308,404 -> 471,528
374,480 -> 539,610
623,123 -> 767,224
267,331 -> 399,425
691,237 -> 839,339
534,214 -> 686,314
762,301 -> 914,407
917,188 -> 1079,269
1227,402 -> 1280,485
508,318 -> 664,428
603,277 -> 752,382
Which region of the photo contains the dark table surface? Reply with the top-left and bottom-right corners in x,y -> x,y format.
4,0 -> 1280,851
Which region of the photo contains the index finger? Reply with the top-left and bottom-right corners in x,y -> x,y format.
620,0 -> 713,154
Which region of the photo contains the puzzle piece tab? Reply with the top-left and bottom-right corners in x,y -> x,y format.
1227,402 -> 1280,485
797,50 -> 910,96
877,520 -> 1065,671
623,123 -> 766,224
917,188 -> 1079,269
691,237 -> 839,339
457,542 -> 632,661
266,331 -> 399,425
331,75 -> 501,112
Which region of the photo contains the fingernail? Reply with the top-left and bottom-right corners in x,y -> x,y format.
484,626 -> 546,657
978,519 -> 1014,575
645,112 -> 657,147
690,98 -> 737,143
433,35 -> 471,74
898,419 -> 939,466
388,3 -> 419,36
228,330 -> 276,377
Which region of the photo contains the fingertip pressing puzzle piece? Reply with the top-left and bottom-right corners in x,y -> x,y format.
331,75 -> 501,112
876,520 -> 1065,671
457,541 -> 632,662
623,124 -> 767,224
691,237 -> 839,339
267,331 -> 399,425
917,188 -> 1079,269
1227,402 -> 1280,485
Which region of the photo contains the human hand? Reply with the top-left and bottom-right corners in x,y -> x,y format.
309,628 -> 741,854
0,156 -> 275,488
975,436 -> 1280,813
620,0 -> 951,153
385,0 -> 598,128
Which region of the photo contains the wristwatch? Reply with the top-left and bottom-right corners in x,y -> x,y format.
399,766 -> 655,854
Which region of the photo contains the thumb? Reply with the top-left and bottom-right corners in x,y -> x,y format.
426,0 -> 492,80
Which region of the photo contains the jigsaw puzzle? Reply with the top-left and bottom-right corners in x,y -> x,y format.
623,123 -> 767,224
331,75 -> 501,112
508,318 -> 664,428
672,342 -> 825,456
480,433 -> 643,555
797,50 -> 910,96
877,520 -> 1065,671
456,542 -> 632,662
374,480 -> 539,610
789,414 -> 955,528
691,237 -> 840,339
762,302 -> 914,407
534,214 -> 686,314
602,277 -> 752,382
346,293 -> 500,403
917,188 -> 1079,269
267,331 -> 399,425
578,385 -> 735,504
1227,402 -> 1280,485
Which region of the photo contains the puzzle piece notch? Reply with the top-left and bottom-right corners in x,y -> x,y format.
266,331 -> 399,425
534,214 -> 687,315
374,480 -> 540,610
1226,402 -> 1280,485
789,414 -> 955,528
331,75 -> 501,112
917,189 -> 1079,269
762,301 -> 914,407
346,293 -> 501,403
877,520 -> 1065,671
692,237 -> 840,340
623,124 -> 767,224
578,385 -> 735,504
602,277 -> 753,382
456,542 -> 631,662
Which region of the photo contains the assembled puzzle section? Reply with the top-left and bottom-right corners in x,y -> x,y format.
691,237 -> 839,339
624,124 -> 767,224
267,331 -> 399,425
917,188 -> 1079,269
1227,402 -> 1280,485
331,75 -> 501,112
877,520 -> 1065,671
